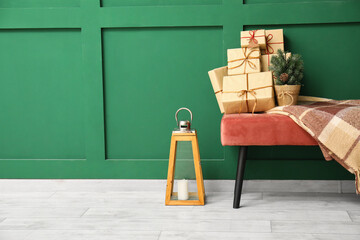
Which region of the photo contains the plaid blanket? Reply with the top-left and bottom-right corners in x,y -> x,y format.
269,100 -> 360,194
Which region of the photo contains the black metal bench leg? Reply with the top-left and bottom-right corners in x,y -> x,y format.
233,146 -> 248,209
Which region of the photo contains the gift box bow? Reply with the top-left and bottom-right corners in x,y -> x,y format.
223,74 -> 273,114
264,33 -> 284,55
228,48 -> 260,73
241,30 -> 265,45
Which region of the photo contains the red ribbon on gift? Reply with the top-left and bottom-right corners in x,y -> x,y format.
241,30 -> 265,45
264,34 -> 284,55
249,30 -> 258,44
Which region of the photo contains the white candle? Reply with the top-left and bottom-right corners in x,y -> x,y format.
177,179 -> 189,200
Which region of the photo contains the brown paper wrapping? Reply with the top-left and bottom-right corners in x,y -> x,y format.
222,71 -> 275,114
261,52 -> 291,72
241,29 -> 266,49
261,29 -> 284,55
227,47 -> 261,76
208,66 -> 228,113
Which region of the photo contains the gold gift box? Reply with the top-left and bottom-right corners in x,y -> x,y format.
241,29 -> 266,49
261,29 -> 284,55
208,66 -> 228,113
227,47 -> 261,75
222,71 -> 275,114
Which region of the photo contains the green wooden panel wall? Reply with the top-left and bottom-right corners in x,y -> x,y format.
0,0 -> 359,180
0,29 -> 84,160
103,27 -> 223,160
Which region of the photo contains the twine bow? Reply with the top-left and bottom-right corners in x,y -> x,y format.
264,33 -> 284,55
228,48 -> 260,74
236,89 -> 258,114
223,74 -> 273,114
277,91 -> 294,106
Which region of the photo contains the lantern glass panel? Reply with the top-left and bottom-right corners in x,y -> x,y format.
172,140 -> 199,200
174,141 -> 196,180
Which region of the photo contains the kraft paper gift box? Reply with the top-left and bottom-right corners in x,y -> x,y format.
241,29 -> 266,49
261,52 -> 291,72
222,71 -> 275,114
208,66 -> 227,113
261,29 -> 284,55
227,47 -> 261,75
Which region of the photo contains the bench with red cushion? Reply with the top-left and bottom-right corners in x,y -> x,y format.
221,113 -> 318,208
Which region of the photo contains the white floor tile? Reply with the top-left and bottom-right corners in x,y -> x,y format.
272,221 -> 360,234
84,207 -> 351,221
348,210 -> 360,222
0,208 -> 88,218
243,180 -> 340,193
0,230 -> 31,240
25,230 -> 160,240
204,199 -> 360,210
0,192 -> 54,198
0,218 -> 270,232
159,232 -> 360,240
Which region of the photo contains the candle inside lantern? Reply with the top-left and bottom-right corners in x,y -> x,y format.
177,179 -> 189,200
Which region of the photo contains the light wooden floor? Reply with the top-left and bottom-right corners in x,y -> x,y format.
0,180 -> 359,240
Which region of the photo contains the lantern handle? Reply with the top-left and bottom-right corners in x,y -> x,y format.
175,107 -> 193,125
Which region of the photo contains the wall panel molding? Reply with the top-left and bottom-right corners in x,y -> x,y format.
0,0 -> 80,8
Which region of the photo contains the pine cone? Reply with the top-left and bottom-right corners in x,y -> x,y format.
279,73 -> 289,83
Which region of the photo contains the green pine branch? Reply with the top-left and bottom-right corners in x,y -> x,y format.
269,49 -> 304,85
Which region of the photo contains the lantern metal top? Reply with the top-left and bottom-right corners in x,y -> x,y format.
173,107 -> 195,133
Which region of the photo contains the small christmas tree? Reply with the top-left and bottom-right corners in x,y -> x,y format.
269,49 -> 304,85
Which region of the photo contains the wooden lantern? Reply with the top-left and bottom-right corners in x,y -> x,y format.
165,108 -> 205,206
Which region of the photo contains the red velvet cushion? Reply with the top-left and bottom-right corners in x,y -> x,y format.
221,113 -> 318,146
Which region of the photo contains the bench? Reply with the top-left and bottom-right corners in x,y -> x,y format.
221,113 -> 318,208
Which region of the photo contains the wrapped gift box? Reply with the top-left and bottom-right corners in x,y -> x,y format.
261,52 -> 291,72
208,66 -> 227,113
241,29 -> 266,49
227,47 -> 261,75
222,71 -> 275,114
261,29 -> 284,55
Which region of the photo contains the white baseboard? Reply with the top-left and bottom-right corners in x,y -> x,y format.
0,179 -> 356,193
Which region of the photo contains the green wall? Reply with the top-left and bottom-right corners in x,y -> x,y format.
0,0 -> 359,179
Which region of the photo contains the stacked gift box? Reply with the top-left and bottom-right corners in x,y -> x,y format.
209,29 -> 289,114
